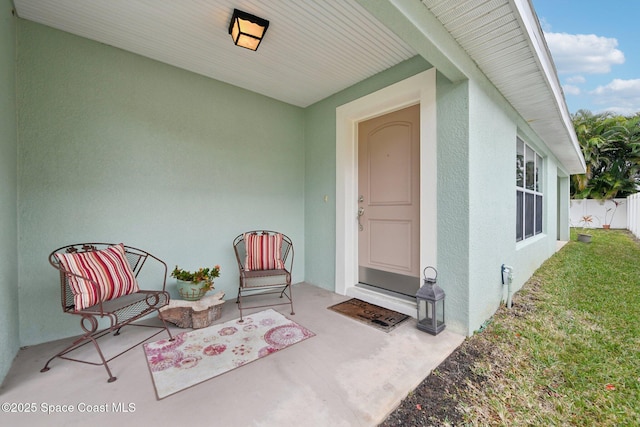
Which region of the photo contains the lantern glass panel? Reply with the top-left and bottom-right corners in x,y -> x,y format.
436,299 -> 445,327
418,298 -> 428,320
420,300 -> 434,323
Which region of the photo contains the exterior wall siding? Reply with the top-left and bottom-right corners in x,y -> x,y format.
467,80 -> 516,332
435,75 -> 471,334
465,80 -> 567,333
0,0 -> 19,383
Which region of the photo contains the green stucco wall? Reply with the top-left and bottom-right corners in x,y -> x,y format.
16,20 -> 305,346
466,80 -> 565,333
0,1 -> 19,384
435,75 -> 471,334
467,80 -> 517,330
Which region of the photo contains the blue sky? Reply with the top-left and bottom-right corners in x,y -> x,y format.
531,0 -> 640,115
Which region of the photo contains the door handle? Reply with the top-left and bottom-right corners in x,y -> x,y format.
357,207 -> 364,231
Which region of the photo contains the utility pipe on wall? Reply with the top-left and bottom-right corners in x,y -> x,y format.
501,264 -> 514,308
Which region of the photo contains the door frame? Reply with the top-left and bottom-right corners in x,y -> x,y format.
335,68 -> 437,316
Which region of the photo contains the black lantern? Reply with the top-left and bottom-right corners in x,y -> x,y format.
416,266 -> 446,335
228,9 -> 270,51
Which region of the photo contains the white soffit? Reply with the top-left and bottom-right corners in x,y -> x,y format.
13,0 -> 416,108
421,0 -> 585,174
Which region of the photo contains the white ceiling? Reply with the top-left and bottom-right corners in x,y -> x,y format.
13,0 -> 585,174
14,0 -> 417,108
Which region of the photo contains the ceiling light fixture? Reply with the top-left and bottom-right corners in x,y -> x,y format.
228,9 -> 269,51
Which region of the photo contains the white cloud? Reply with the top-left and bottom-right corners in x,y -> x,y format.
565,75 -> 586,84
563,84 -> 581,95
589,79 -> 640,114
544,32 -> 625,75
591,78 -> 640,96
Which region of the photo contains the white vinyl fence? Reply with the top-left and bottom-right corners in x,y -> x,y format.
570,198 -> 627,229
571,195 -> 640,239
628,193 -> 640,238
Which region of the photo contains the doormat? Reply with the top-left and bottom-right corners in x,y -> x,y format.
328,298 -> 410,332
143,309 -> 315,399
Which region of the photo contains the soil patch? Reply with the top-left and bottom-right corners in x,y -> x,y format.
379,280 -> 543,426
379,336 -> 492,426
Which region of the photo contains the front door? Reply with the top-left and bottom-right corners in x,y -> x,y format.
358,104 -> 420,296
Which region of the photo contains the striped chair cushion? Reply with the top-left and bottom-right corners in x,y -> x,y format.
244,232 -> 285,271
55,243 -> 140,310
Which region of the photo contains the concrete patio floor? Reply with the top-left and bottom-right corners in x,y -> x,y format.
0,283 -> 464,427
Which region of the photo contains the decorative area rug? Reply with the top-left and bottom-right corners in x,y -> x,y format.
143,309 -> 315,399
328,298 -> 410,332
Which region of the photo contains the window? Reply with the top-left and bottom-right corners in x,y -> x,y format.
516,137 -> 543,241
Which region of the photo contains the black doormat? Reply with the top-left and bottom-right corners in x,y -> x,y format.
328,298 -> 410,332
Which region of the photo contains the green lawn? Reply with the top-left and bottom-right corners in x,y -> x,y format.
463,229 -> 640,425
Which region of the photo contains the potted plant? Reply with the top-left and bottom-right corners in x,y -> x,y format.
602,199 -> 623,229
171,265 -> 221,301
577,215 -> 596,243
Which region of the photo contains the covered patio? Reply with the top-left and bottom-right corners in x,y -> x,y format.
2,1 -> 584,415
1,283 -> 464,426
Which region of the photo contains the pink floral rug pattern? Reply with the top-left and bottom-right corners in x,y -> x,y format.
143,308 -> 315,399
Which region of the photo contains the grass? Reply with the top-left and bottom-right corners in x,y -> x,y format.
462,229 -> 640,426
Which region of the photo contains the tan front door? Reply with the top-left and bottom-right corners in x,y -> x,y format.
358,104 -> 420,296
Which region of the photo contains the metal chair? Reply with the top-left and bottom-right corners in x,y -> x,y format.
233,231 -> 294,322
42,243 -> 174,382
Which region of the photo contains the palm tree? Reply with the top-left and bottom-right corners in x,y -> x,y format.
571,110 -> 609,198
571,110 -> 640,199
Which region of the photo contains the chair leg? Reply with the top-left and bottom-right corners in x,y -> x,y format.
288,285 -> 295,315
157,316 -> 175,342
286,274 -> 294,315
279,284 -> 294,315
40,333 -> 88,373
235,281 -> 293,319
237,289 -> 244,323
89,335 -> 117,383
40,313 -> 174,383
40,331 -> 117,383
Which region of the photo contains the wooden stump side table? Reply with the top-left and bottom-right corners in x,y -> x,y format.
159,291 -> 225,329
